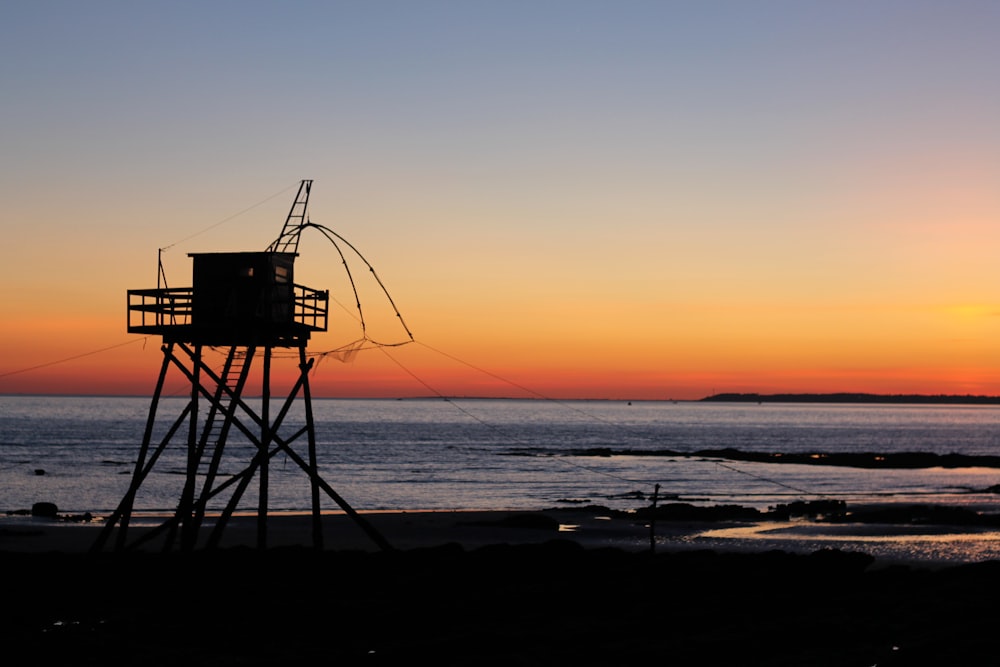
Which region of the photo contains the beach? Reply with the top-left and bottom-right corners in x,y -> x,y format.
5,509 -> 1000,665
8,502 -> 1000,564
2,508 -> 685,554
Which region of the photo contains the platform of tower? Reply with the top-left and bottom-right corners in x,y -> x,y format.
127,251 -> 328,347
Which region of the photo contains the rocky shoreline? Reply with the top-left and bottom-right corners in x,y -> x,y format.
564,446 -> 1000,470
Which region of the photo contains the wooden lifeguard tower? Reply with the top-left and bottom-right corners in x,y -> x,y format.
93,180 -> 390,552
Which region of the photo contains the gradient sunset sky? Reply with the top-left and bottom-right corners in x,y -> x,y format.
2,1 -> 999,400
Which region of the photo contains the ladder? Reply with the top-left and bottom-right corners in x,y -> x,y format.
267,180 -> 312,255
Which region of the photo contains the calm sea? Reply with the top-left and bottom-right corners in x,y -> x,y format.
3,395 -> 1000,519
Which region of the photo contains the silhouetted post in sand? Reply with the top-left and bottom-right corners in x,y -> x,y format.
649,483 -> 660,553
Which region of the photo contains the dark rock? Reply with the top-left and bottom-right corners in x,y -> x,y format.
636,502 -> 761,521
31,502 -> 58,518
463,512 -> 560,531
769,499 -> 847,520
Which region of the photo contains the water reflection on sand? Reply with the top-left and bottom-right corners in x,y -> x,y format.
688,521 -> 1000,565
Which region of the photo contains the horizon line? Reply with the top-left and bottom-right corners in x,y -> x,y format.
3,391 -> 1000,405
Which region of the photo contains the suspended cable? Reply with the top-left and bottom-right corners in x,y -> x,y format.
302,222 -> 414,342
378,345 -> 515,438
395,339 -> 833,501
413,340 -> 640,430
0,337 -> 151,379
261,221 -> 417,366
159,182 -> 299,252
378,345 -> 639,485
712,460 -> 822,498
306,224 -> 367,335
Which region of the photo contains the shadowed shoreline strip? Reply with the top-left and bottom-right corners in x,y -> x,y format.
4,540 -> 1000,666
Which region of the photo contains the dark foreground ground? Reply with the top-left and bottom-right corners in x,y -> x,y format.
5,541 -> 1000,667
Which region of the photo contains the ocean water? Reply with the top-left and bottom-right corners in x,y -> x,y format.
3,395 -> 1000,519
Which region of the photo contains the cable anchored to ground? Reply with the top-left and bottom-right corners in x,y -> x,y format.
387,340 -> 834,501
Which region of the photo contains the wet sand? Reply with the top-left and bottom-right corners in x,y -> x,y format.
5,509 -> 1000,665
1,508 -> 682,554
6,505 -> 1000,565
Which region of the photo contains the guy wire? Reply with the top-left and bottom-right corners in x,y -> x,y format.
382,342 -> 829,497
159,182 -> 299,252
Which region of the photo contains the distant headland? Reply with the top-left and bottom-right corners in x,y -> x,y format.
700,392 -> 1000,405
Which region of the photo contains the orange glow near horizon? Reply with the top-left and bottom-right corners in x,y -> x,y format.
2,319 -> 999,400
3,246 -> 1000,400
3,270 -> 1000,400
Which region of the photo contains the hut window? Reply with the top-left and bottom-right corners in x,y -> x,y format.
274,265 -> 289,284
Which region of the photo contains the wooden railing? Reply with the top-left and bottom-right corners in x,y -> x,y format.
127,288 -> 194,330
293,285 -> 328,331
127,285 -> 328,334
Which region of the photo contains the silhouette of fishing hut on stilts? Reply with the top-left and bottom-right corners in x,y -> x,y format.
93,180 -> 393,552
